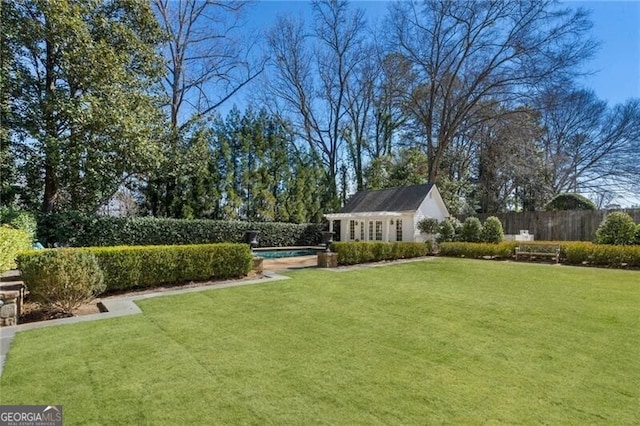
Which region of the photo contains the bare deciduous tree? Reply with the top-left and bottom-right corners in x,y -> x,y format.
153,0 -> 264,129
388,0 -> 597,182
537,86 -> 640,199
265,0 -> 367,207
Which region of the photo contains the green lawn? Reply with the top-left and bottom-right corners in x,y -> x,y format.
1,258 -> 639,424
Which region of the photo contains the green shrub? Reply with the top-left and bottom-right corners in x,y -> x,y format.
17,249 -> 105,314
545,193 -> 596,211
0,225 -> 32,272
425,239 -> 434,255
17,243 -> 252,293
0,207 -> 37,241
561,241 -> 640,267
331,242 -> 428,266
37,213 -> 323,247
417,218 -> 439,234
480,216 -> 504,243
461,217 -> 482,242
636,224 -> 640,245
437,219 -> 456,243
595,212 -> 637,245
560,242 -> 593,264
439,242 -> 516,259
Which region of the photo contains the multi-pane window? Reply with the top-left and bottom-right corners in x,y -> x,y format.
375,221 -> 382,241
349,220 -> 356,240
396,219 -> 403,241
360,222 -> 365,240
368,222 -> 373,241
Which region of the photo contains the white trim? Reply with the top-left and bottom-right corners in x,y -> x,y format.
324,211 -> 412,219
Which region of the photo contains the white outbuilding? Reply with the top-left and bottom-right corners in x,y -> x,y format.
324,183 -> 450,243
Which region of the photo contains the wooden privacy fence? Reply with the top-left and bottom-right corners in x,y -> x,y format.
461,209 -> 640,241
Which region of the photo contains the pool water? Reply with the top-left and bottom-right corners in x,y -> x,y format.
255,249 -> 320,259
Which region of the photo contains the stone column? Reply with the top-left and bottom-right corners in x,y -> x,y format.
0,291 -> 20,326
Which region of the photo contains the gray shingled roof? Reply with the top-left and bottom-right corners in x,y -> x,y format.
339,183 -> 435,213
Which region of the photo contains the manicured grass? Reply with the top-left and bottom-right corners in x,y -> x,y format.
1,258 -> 639,424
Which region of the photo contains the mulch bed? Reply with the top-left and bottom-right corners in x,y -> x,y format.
19,299 -> 102,324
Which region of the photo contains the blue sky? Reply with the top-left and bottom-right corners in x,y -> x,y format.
248,0 -> 640,107
569,0 -> 640,105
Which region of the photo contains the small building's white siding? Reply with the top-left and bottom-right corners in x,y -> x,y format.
327,185 -> 451,243
413,187 -> 450,242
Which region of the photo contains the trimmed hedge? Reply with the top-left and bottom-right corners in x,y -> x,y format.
561,242 -> 640,268
17,243 -> 252,293
438,240 -> 640,268
0,225 -> 32,272
37,213 -> 323,248
439,242 -> 517,259
330,242 -> 429,266
545,193 -> 596,211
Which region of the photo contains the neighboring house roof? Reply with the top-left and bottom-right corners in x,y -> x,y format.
339,183 -> 435,214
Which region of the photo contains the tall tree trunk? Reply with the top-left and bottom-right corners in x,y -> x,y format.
42,29 -> 58,213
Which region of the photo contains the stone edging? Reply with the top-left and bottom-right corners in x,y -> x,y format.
0,271 -> 290,377
0,257 -> 437,376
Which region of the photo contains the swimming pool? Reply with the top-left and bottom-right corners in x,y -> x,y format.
254,248 -> 321,259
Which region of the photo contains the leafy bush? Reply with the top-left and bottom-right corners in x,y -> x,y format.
437,218 -> 458,243
560,242 -> 593,264
439,242 -> 516,259
417,218 -> 439,234
561,242 -> 640,268
0,207 -> 37,241
480,216 -> 504,243
331,242 -> 428,266
636,224 -> 640,245
17,249 -> 105,314
461,217 -> 482,242
37,213 -> 323,247
545,193 -> 596,211
17,243 -> 252,293
425,239 -> 434,255
96,244 -> 252,291
0,225 -> 32,272
595,212 -> 637,245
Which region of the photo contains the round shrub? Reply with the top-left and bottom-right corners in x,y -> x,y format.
417,218 -> 439,234
437,220 -> 456,243
636,224 -> 640,245
480,216 -> 504,243
18,249 -> 105,314
545,193 -> 596,211
595,212 -> 637,245
461,217 -> 482,242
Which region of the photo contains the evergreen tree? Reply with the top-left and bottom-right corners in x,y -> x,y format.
3,0 -> 165,213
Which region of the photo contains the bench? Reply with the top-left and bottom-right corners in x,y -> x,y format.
515,244 -> 560,264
